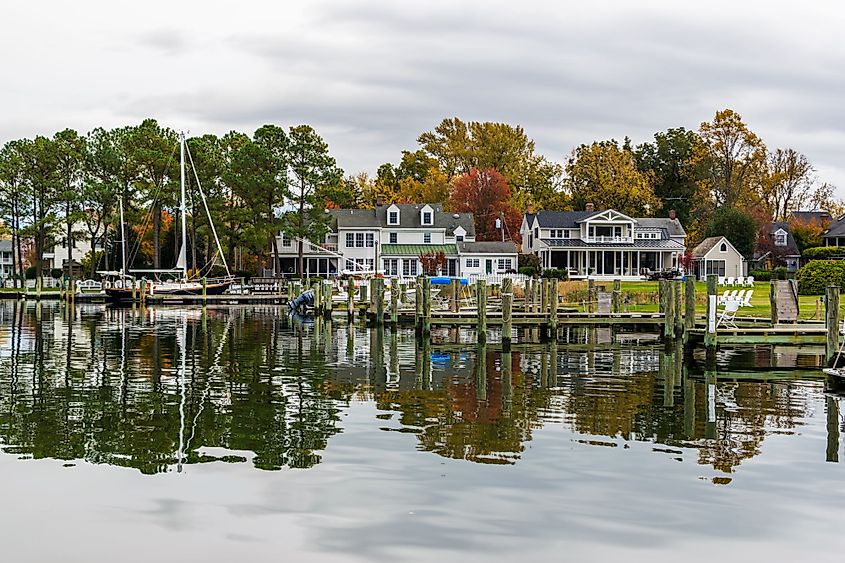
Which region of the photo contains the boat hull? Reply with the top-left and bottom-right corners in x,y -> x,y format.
105,281 -> 232,302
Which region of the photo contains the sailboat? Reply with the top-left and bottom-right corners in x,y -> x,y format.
105,132 -> 234,301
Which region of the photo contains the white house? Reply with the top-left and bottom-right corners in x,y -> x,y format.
691,236 -> 747,278
520,204 -> 687,279
275,203 -> 518,277
0,240 -> 14,280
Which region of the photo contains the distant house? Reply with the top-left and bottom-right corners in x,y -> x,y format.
520,203 -> 686,279
823,214 -> 845,247
0,240 -> 14,280
273,203 -> 518,277
691,236 -> 746,278
754,222 -> 801,272
790,210 -> 832,226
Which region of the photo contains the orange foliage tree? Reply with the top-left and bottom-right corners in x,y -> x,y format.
448,168 -> 521,242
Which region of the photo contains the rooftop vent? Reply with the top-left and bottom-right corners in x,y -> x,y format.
453,213 -> 460,218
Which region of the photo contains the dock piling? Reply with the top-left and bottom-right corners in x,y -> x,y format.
477,279 -> 488,343
374,278 -> 385,326
450,279 -> 460,313
422,277 -> 432,338
673,280 -> 683,338
324,279 -> 333,319
347,277 -> 355,321
770,280 -> 778,325
390,277 -> 399,325
825,284 -> 840,366
502,277 -> 513,350
705,275 -> 717,348
587,279 -> 596,313
549,278 -> 559,338
684,276 -> 696,333
612,279 -> 621,314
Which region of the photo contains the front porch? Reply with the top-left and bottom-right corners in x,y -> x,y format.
540,248 -> 677,279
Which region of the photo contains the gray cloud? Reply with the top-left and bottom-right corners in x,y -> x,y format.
1,0 -> 844,191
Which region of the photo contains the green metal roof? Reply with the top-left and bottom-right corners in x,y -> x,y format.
380,244 -> 457,256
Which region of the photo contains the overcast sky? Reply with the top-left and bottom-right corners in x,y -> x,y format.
2,1 -> 843,194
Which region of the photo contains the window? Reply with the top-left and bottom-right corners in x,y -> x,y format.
564,230 -> 570,239
775,231 -> 787,246
346,233 -> 354,247
383,258 -> 399,276
466,258 -> 480,268
389,232 -> 397,244
424,232 -> 431,244
366,233 -> 375,247
365,259 -> 374,271
720,242 -> 727,252
355,233 -> 364,248
388,211 -> 399,225
422,211 -> 432,225
706,260 -> 726,276
498,258 -> 512,271
534,227 -> 539,238
456,235 -> 464,242
281,233 -> 292,247
402,259 -> 419,276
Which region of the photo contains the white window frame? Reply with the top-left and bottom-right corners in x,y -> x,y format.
366,233 -> 375,248
424,232 -> 431,244
346,233 -> 354,248
355,233 -> 364,248
388,210 -> 399,225
389,232 -> 397,244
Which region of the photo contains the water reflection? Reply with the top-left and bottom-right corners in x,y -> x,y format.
0,302 -> 841,477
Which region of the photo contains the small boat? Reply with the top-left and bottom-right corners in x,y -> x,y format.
823,368 -> 845,379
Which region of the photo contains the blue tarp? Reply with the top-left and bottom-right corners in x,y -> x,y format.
430,277 -> 468,285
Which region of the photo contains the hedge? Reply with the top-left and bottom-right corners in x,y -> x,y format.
796,260 -> 845,295
540,267 -> 569,280
802,246 -> 845,260
518,266 -> 537,277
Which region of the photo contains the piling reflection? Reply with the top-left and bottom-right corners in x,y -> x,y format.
0,302 -> 840,476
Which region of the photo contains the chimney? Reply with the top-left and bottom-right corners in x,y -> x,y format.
526,203 -> 535,214
669,209 -> 676,220
585,202 -> 595,213
376,196 -> 384,207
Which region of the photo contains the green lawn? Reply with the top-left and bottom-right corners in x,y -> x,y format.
567,281 -> 832,321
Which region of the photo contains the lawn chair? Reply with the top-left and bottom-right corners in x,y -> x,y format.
735,289 -> 747,303
726,277 -> 735,286
727,289 -> 738,302
736,276 -> 745,286
745,276 -> 755,286
717,276 -> 726,286
717,300 -> 740,328
718,289 -> 731,305
741,290 -> 753,307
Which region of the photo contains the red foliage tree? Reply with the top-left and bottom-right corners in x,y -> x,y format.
419,251 -> 447,275
449,168 -> 522,242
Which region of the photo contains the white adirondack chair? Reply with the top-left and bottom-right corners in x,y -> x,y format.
718,289 -> 731,305
735,289 -> 747,303
745,276 -> 755,286
717,276 -> 726,286
717,300 -> 740,328
726,277 -> 736,286
741,290 -> 754,307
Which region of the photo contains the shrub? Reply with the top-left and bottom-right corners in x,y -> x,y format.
750,269 -> 772,282
772,266 -> 788,280
518,253 -> 541,270
518,266 -> 537,277
540,267 -> 569,280
802,246 -> 845,260
25,266 -> 36,280
50,268 -> 63,279
796,260 -> 845,295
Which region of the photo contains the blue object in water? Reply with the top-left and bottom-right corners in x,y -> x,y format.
430,277 -> 468,285
288,289 -> 315,312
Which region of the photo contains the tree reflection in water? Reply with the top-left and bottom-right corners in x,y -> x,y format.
0,302 -> 834,475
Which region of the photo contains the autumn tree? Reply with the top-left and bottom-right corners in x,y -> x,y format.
693,109 -> 766,209
449,168 -> 521,242
396,167 -> 450,205
759,148 -> 833,221
565,140 -> 658,216
634,128 -> 702,225
417,118 -> 563,211
702,207 -> 758,259
789,216 -> 828,252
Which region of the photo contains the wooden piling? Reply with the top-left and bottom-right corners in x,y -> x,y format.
324,279 -> 333,319
525,278 -> 533,313
390,277 -> 399,325
684,275 -> 696,332
139,279 -> 147,306
665,280 -> 675,340
612,279 -> 621,314
202,277 -> 207,304
374,278 -> 385,326
415,276 -> 423,335
587,279 -> 596,313
477,279 -> 488,343
770,279 -> 778,325
347,277 -> 355,321
450,279 -> 460,313
705,275 -> 717,348
502,277 -> 513,350
422,277 -> 432,338
825,284 -> 840,366
549,278 -> 559,338
674,280 -> 683,338
540,278 -> 549,317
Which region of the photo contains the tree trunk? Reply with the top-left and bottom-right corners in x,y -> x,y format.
15,212 -> 24,289
90,234 -> 98,279
297,191 -> 305,278
66,201 -> 73,276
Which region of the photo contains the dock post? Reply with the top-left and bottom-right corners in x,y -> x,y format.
131,278 -> 137,302
549,278 -> 559,339
825,284 -> 840,366
826,396 -> 840,463
422,277 -> 432,339
360,282 -> 368,306
685,275 -> 696,334
587,279 -> 596,313
415,276 -> 423,335
769,279 -> 778,325
502,277 -> 513,350
450,279 -> 460,313
612,279 -> 621,314
140,279 -> 147,306
705,275 -> 717,348
324,279 -> 333,319
202,277 -> 207,304
674,280 -> 683,339
390,277 -> 399,325
374,277 -> 385,326
540,278 -> 549,318
347,277 -> 355,321
477,279 -> 487,344
524,278 -> 533,313
399,281 -> 407,304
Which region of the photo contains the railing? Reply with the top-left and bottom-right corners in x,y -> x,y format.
584,236 -> 632,243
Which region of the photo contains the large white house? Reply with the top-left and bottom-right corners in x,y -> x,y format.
520,205 -> 687,279
275,203 -> 518,277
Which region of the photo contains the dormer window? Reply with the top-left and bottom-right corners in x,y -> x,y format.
720,242 -> 727,252
387,204 -> 400,225
774,229 -> 787,246
420,204 -> 434,226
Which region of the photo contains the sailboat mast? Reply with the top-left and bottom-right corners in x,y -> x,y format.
179,132 -> 188,279
119,195 -> 127,277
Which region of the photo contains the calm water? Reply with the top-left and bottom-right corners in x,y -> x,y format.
0,302 -> 843,562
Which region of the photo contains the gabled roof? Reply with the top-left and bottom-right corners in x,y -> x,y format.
636,218 -> 686,237
330,204 -> 475,236
533,210 -> 595,228
458,241 -> 519,254
755,222 -> 800,258
791,210 -> 832,224
692,236 -> 736,258
824,215 -> 845,238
